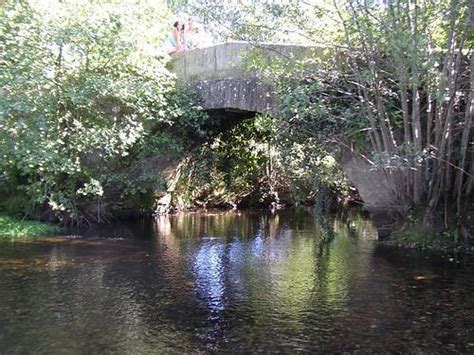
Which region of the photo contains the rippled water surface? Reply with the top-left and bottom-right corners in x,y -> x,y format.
1,209 -> 474,353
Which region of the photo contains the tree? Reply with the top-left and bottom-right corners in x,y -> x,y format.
0,0 -> 206,224
181,0 -> 473,233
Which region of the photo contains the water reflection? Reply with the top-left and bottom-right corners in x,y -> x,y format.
193,243 -> 226,312
1,208 -> 474,353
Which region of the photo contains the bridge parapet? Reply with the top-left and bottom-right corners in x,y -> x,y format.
171,42 -> 314,82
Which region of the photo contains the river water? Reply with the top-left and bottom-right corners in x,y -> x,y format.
0,209 -> 473,353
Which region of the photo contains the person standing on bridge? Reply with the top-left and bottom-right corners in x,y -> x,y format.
164,21 -> 184,54
185,18 -> 212,49
185,17 -> 198,49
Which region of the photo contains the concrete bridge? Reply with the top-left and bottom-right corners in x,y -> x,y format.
170,42 -> 314,116
169,42 -> 401,238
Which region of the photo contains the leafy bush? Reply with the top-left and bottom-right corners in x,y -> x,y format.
0,214 -> 61,239
0,1 -> 208,223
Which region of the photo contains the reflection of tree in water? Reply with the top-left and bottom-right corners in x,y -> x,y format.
334,207 -> 377,240
0,239 -> 201,353
153,212 -> 259,352
155,211 -> 265,243
227,208 -> 378,347
153,215 -> 185,271
0,208 -> 388,353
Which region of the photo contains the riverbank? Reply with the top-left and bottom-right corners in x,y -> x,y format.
0,214 -> 62,240
379,225 -> 474,254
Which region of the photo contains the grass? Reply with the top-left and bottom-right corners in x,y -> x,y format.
380,224 -> 473,253
0,214 -> 62,240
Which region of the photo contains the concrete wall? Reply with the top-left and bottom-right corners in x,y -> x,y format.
341,147 -> 403,238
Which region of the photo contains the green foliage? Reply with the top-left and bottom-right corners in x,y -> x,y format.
1,194 -> 31,216
274,68 -> 369,149
180,0 -> 341,45
174,116 -> 275,208
205,0 -> 473,229
3,0 -> 470,232
385,226 -> 463,252
240,55 -> 352,202
0,1 -> 208,223
173,113 -> 347,209
0,214 -> 61,239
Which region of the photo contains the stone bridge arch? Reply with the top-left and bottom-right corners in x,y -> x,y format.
170,42 -> 314,116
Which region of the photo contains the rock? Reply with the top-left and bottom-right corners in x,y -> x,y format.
341,147 -> 403,239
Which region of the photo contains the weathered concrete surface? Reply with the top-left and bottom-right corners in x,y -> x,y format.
342,148 -> 402,239
193,78 -> 275,114
170,42 -> 315,115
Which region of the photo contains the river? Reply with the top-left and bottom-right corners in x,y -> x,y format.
0,209 -> 473,353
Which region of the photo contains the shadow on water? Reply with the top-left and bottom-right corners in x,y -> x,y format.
0,208 -> 474,353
